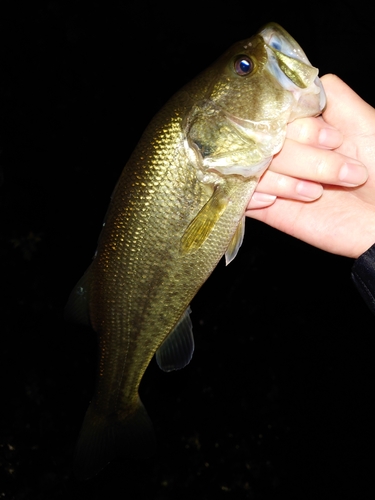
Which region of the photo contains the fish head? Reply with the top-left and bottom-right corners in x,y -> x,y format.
189,23 -> 326,177
258,22 -> 326,120
208,22 -> 325,123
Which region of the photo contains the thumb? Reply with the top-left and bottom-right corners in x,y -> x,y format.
321,74 -> 375,135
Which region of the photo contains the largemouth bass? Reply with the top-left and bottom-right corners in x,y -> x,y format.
66,22 -> 326,479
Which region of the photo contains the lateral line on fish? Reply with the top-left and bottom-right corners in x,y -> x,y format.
116,234 -> 139,412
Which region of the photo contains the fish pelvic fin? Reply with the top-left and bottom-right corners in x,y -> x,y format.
180,186 -> 228,254
225,215 -> 245,265
73,397 -> 156,480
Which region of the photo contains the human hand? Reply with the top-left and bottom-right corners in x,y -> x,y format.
246,74 -> 375,259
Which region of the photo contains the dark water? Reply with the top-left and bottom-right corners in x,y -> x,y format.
1,3 -> 375,499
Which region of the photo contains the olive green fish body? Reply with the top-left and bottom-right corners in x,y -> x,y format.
89,105 -> 256,406
66,23 -> 326,479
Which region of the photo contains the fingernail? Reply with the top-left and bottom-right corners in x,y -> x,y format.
295,181 -> 323,199
318,127 -> 343,148
250,192 -> 277,207
252,192 -> 277,202
338,163 -> 368,186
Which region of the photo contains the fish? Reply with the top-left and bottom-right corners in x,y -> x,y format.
65,22 -> 326,480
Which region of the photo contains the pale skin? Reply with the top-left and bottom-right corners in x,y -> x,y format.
246,74 -> 375,259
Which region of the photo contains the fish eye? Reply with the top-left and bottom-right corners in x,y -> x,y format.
234,55 -> 254,76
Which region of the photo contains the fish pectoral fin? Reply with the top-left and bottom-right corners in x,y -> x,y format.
156,307 -> 194,372
180,187 -> 228,254
64,267 -> 92,327
225,215 -> 246,265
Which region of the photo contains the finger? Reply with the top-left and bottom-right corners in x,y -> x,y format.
286,116 -> 343,149
269,139 -> 368,187
321,74 -> 375,135
247,192 -> 277,209
246,189 -> 375,259
248,170 -> 323,210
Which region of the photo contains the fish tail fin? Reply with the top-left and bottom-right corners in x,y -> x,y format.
73,397 -> 156,480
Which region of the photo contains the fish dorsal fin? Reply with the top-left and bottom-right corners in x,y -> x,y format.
225,215 -> 245,265
64,268 -> 92,327
156,307 -> 194,372
180,187 -> 228,254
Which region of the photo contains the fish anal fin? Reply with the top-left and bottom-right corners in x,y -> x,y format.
225,215 -> 245,265
73,397 -> 156,480
156,307 -> 194,372
180,188 -> 228,254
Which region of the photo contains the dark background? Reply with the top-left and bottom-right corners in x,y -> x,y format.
1,2 -> 375,499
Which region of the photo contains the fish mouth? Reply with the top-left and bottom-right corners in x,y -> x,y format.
259,22 -> 326,114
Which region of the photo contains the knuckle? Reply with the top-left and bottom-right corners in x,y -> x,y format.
287,118 -> 317,144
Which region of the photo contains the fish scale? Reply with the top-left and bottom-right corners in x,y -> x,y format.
65,22 -> 325,479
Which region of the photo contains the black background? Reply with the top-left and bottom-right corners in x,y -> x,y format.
1,2 -> 375,499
